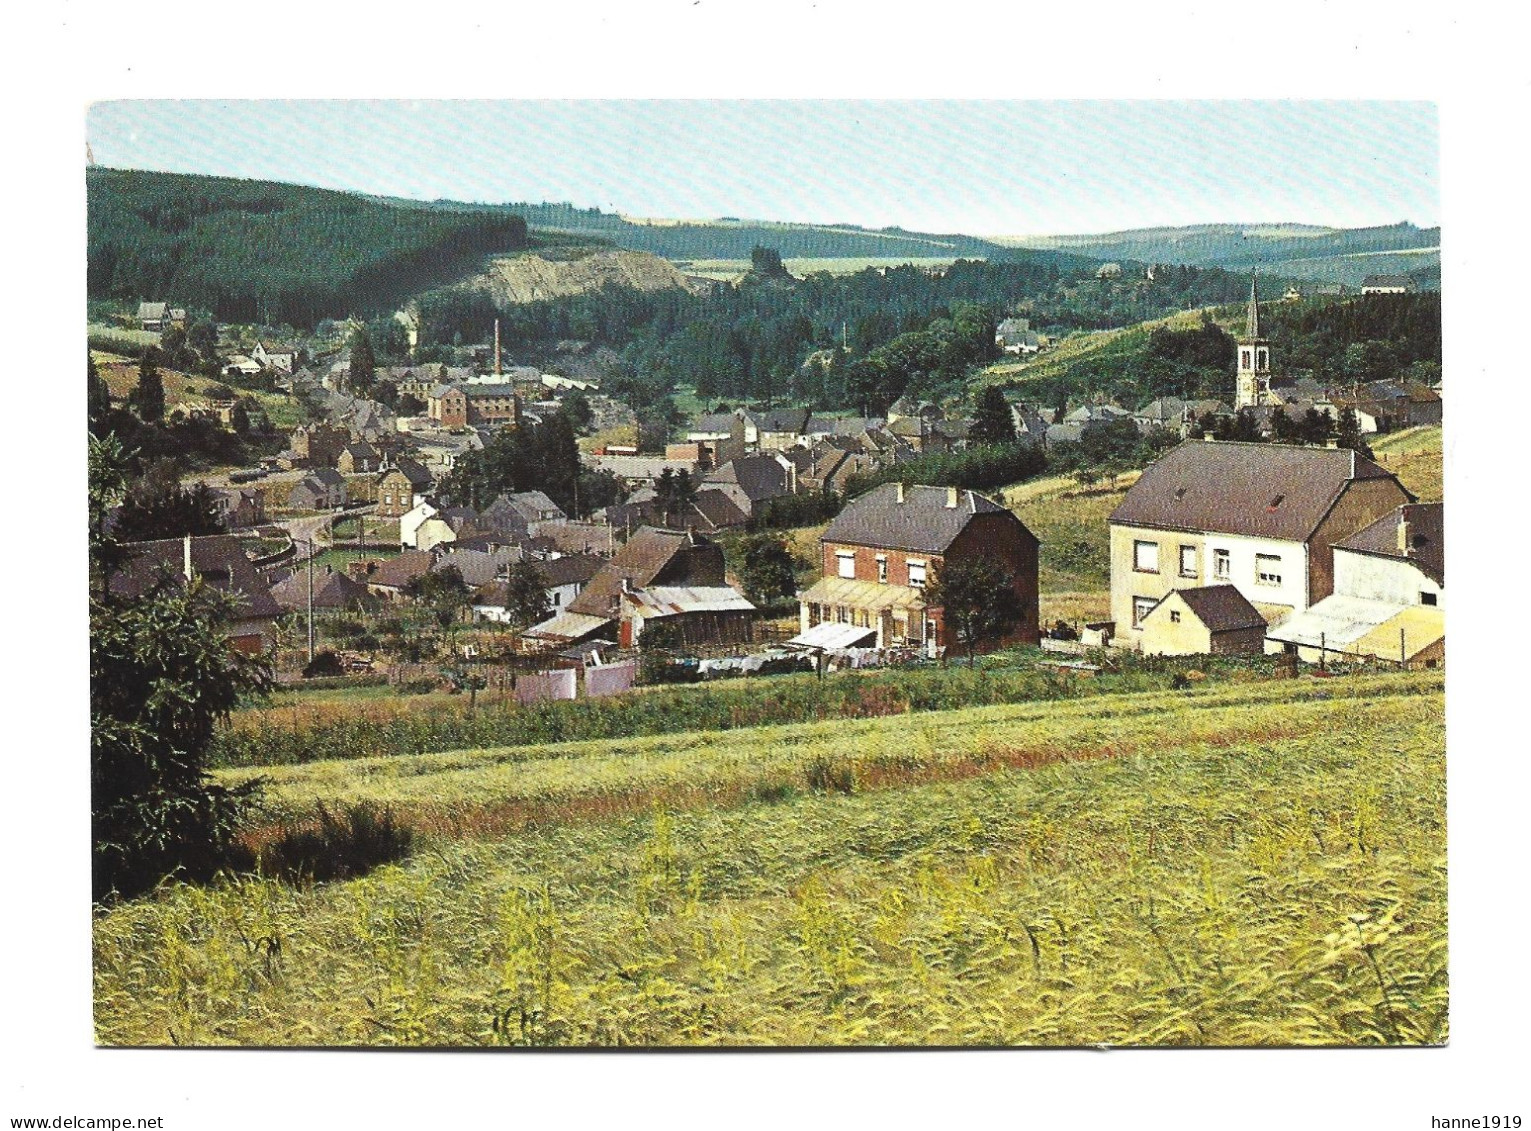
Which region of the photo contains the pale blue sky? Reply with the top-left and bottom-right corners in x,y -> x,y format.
86,100 -> 1437,236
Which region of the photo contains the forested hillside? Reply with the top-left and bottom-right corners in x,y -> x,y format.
401,198 -> 1023,261
88,169 -> 532,326
420,258 -> 1291,414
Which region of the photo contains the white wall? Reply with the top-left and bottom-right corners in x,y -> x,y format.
1202,533 -> 1310,617
1334,550 -> 1443,608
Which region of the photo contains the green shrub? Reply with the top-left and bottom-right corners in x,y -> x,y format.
258,801 -> 413,884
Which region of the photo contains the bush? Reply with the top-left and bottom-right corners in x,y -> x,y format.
302,650 -> 345,678
258,801 -> 414,884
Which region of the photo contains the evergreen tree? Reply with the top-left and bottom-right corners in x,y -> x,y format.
971,386 -> 1017,446
348,326 -> 377,396
129,349 -> 165,425
88,355 -> 112,435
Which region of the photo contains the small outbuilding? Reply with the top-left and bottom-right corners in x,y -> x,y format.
1137,585 -> 1268,657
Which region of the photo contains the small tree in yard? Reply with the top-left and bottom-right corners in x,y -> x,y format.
927,558 -> 1023,667
498,561 -> 554,629
735,533 -> 799,609
90,436 -> 272,901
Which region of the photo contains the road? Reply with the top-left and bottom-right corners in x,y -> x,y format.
277,503 -> 378,561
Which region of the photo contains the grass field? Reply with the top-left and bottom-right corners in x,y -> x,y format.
93,351 -> 301,431
93,670 -> 1444,1046
1371,425 -> 1442,501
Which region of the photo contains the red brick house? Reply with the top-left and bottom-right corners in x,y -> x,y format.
796,483 -> 1040,655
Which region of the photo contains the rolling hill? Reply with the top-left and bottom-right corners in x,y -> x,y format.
88,168 -> 539,327
995,222 -> 1440,289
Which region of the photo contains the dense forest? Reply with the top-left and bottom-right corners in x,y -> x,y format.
88,169 -> 530,326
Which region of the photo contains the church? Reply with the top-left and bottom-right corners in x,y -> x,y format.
1235,274 -> 1279,410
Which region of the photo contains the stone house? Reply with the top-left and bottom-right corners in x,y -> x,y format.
375,460 -> 433,518
288,467 -> 348,511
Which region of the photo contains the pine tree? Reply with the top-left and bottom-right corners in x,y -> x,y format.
971,386 -> 1017,446
129,349 -> 165,425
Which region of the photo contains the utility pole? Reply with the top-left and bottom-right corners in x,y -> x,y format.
306,538 -> 315,665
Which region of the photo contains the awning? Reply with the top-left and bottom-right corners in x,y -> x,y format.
788,621 -> 878,650
799,575 -> 926,613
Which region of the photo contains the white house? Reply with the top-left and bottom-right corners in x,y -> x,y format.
1266,502 -> 1443,665
1108,441 -> 1413,649
398,500 -> 440,549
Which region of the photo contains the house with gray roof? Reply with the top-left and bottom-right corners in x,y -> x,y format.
1108,440 -> 1413,648
796,482 -> 1039,656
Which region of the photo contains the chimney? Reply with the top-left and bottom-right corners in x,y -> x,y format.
493,319 -> 502,377
1397,512 -> 1411,555
183,534 -> 194,581
895,481 -> 905,503
946,486 -> 959,509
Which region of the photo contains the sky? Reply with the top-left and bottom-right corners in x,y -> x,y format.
86,100 -> 1438,237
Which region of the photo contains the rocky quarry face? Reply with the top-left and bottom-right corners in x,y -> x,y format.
474,250 -> 693,304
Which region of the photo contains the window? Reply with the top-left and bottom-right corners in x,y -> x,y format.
1132,597 -> 1157,627
877,555 -> 888,584
1421,591 -> 1438,607
1179,545 -> 1197,578
907,560 -> 927,588
1133,540 -> 1160,573
835,605 -> 849,624
1257,348 -> 1268,369
836,551 -> 856,579
1170,610 -> 1181,624
1256,554 -> 1282,586
1213,548 -> 1231,580
1240,348 -> 1252,369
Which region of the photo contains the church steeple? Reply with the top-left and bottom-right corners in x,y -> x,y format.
1236,271 -> 1272,409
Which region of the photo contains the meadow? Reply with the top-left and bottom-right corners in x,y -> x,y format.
95,670 -> 1445,1047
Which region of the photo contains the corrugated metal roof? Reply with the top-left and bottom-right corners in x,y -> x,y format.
1266,595 -> 1410,649
799,575 -> 926,612
789,622 -> 878,649
524,611 -> 613,641
625,586 -> 755,617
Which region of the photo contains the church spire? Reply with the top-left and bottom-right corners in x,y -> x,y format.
1245,272 -> 1262,340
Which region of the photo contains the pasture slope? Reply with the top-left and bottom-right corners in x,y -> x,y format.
94,670 -> 1445,1047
